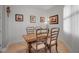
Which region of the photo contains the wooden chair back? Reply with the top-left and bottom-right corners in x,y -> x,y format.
26,27 -> 35,34
48,27 -> 60,52
50,27 -> 60,42
36,28 -> 49,42
35,28 -> 49,52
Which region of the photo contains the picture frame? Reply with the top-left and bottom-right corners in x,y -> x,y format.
15,14 -> 23,22
30,15 -> 36,23
49,15 -> 58,24
40,16 -> 45,23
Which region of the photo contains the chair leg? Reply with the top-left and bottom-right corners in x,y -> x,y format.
28,43 -> 32,53
45,45 -> 47,53
49,46 -> 51,53
56,43 -> 58,53
45,43 -> 47,53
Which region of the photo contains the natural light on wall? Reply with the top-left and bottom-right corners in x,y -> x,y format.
63,6 -> 71,34
63,5 -> 79,37
71,6 -> 79,37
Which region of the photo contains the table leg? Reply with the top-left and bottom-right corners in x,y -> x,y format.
28,42 -> 31,53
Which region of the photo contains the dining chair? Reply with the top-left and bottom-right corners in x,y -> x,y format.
47,27 -> 60,53
26,27 -> 35,34
31,28 -> 49,53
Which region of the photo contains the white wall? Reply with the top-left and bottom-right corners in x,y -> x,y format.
3,5 -> 64,48
0,6 -> 2,49
3,5 -> 49,47
2,6 -> 7,48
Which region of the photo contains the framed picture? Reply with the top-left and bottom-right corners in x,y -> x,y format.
40,16 -> 45,23
15,14 -> 23,22
30,15 -> 36,23
49,15 -> 58,24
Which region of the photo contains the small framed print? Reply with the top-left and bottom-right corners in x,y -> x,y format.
30,15 -> 36,23
15,14 -> 23,22
40,16 -> 45,23
49,15 -> 58,24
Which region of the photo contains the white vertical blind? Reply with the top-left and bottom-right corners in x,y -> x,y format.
71,6 -> 79,52
71,6 -> 79,37
63,5 -> 79,52
63,5 -> 79,37
63,6 -> 71,34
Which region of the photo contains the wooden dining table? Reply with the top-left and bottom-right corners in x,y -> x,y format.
23,34 -> 37,53
23,33 -> 50,53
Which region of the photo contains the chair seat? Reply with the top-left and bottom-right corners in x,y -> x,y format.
47,38 -> 56,45
31,42 -> 45,50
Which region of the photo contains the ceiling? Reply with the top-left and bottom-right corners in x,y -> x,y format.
30,5 -> 54,10
28,5 -> 64,11
10,5 -> 64,11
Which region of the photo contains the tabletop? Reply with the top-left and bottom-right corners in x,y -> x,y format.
23,33 -> 50,43
23,34 -> 36,43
